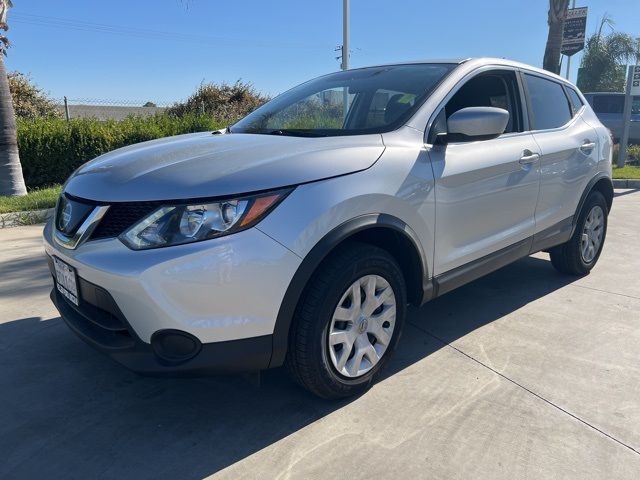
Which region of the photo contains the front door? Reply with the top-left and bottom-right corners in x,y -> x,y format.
427,69 -> 540,276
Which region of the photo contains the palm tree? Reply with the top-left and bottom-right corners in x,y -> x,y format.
543,0 -> 569,74
577,16 -> 640,93
0,0 -> 26,196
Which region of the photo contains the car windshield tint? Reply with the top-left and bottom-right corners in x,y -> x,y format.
230,63 -> 456,136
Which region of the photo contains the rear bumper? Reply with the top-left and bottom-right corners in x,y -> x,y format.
48,267 -> 272,375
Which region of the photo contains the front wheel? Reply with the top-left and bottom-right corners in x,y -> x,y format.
285,243 -> 407,399
550,191 -> 608,275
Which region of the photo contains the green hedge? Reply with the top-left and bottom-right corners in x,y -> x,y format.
17,114 -> 227,189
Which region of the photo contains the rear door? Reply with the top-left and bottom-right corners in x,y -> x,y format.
427,68 -> 541,276
522,73 -> 599,234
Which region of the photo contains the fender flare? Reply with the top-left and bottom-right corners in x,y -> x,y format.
268,213 -> 428,368
571,173 -> 613,236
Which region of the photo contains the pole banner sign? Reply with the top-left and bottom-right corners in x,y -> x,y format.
561,7 -> 588,57
632,65 -> 640,96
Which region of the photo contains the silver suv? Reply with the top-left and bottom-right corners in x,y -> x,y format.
44,58 -> 613,398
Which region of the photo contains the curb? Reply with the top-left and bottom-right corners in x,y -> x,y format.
0,208 -> 54,229
613,179 -> 640,189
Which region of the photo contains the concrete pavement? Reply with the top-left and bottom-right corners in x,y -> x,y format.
1,190 -> 639,479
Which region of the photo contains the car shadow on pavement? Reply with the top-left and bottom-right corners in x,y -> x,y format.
0,255 -> 576,480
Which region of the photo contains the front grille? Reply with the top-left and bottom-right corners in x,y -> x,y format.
90,202 -> 160,240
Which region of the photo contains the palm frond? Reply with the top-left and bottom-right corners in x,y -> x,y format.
0,34 -> 8,55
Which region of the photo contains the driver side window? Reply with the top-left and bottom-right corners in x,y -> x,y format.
429,70 -> 524,143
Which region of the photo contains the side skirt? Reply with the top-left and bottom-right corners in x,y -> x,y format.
530,216 -> 573,253
424,216 -> 573,301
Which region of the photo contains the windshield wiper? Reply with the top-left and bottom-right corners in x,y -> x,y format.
261,129 -> 328,138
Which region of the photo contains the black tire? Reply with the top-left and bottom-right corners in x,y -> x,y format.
550,191 -> 608,276
285,242 -> 407,399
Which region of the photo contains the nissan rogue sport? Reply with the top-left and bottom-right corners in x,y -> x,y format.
44,58 -> 613,398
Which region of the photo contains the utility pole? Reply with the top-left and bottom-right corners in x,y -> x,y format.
341,0 -> 349,71
341,0 -> 350,119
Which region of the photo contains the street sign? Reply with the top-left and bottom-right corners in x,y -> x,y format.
561,7 -> 588,57
618,65 -> 637,167
631,65 -> 640,96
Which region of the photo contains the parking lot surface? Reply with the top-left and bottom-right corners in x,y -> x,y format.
1,190 -> 639,479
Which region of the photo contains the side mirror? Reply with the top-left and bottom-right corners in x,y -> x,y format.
443,107 -> 509,143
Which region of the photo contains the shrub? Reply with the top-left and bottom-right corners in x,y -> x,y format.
8,71 -> 60,119
612,143 -> 640,165
17,114 -> 226,189
167,80 -> 268,121
628,144 -> 640,165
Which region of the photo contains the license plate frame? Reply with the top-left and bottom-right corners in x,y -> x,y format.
53,256 -> 79,306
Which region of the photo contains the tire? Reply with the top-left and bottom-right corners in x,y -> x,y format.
285,242 -> 407,399
550,191 -> 608,276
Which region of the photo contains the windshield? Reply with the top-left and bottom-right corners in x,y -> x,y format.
230,63 -> 456,137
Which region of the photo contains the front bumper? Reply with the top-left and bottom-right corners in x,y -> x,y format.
49,282 -> 272,374
43,220 -> 302,373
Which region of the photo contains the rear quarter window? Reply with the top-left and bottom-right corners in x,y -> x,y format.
524,74 -> 572,130
566,87 -> 584,115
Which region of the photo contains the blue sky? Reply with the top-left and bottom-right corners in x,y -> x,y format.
5,0 -> 640,103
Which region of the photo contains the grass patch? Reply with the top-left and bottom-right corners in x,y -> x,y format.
612,165 -> 640,179
0,185 -> 61,214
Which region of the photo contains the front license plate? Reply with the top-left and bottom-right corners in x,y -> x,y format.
53,257 -> 79,306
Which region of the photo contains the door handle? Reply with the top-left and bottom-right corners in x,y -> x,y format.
519,150 -> 540,165
579,140 -> 596,154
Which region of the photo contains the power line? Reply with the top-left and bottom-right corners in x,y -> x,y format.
11,12 -> 333,51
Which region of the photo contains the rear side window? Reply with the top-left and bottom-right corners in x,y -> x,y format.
524,74 -> 572,130
566,88 -> 584,115
592,95 -> 624,114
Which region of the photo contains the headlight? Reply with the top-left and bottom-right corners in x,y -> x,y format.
120,189 -> 291,250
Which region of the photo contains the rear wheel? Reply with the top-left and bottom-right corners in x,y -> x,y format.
550,191 -> 608,275
285,243 -> 406,399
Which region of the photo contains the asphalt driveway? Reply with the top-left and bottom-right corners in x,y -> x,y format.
1,190 -> 639,479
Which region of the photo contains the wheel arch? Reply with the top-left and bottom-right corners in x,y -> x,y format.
269,214 -> 429,368
572,174 -> 613,236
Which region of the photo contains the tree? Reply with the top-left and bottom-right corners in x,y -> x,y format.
577,16 -> 640,92
8,71 -> 60,118
0,0 -> 26,196
543,0 -> 569,74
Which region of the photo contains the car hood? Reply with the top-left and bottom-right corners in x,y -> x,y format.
64,132 -> 385,202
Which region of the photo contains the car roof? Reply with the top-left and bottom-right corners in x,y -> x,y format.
582,92 -> 628,96
356,57 -> 573,85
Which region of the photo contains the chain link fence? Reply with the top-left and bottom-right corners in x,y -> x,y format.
55,98 -> 179,121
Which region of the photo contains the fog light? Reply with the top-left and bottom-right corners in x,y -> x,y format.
151,330 -> 201,364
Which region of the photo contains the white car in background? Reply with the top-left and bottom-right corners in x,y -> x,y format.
44,58 -> 613,398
